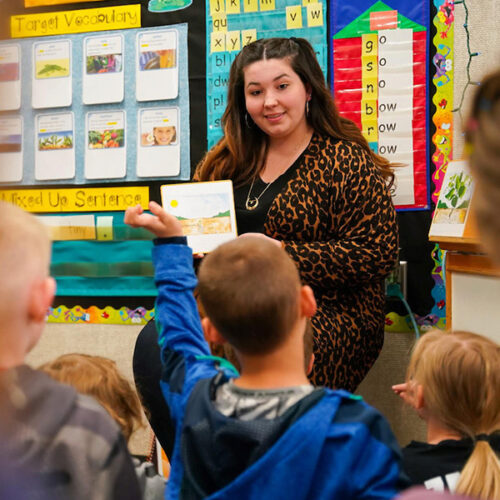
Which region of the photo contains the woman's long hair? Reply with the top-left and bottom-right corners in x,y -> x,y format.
406,330 -> 500,499
195,37 -> 394,187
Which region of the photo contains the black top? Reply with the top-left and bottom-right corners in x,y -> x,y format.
233,153 -> 303,235
402,435 -> 500,490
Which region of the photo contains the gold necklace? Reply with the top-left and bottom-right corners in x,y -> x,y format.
245,132 -> 313,211
245,176 -> 275,211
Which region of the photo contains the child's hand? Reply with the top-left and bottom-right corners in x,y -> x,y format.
392,383 -> 408,399
392,382 -> 417,407
125,201 -> 183,238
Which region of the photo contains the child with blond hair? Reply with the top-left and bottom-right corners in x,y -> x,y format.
393,330 -> 500,498
0,201 -> 140,499
40,353 -> 166,500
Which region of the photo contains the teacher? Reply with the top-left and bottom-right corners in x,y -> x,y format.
133,37 -> 399,455
193,37 -> 398,391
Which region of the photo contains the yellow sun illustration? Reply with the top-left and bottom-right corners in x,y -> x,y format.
170,199 -> 178,208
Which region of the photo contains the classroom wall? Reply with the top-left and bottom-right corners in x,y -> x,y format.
453,0 -> 500,157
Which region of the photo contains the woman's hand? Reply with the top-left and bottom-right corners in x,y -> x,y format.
238,232 -> 282,248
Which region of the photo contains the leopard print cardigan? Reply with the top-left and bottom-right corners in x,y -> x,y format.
264,134 -> 398,391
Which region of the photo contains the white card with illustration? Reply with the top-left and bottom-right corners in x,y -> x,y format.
136,29 -> 178,102
429,160 -> 475,238
137,107 -> 180,178
32,40 -> 72,109
160,180 -> 237,254
0,116 -> 23,183
35,112 -> 75,181
0,44 -> 21,111
83,34 -> 124,105
85,110 -> 126,180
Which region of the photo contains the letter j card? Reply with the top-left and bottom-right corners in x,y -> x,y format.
32,40 -> 72,109
85,111 -> 126,180
136,29 -> 178,101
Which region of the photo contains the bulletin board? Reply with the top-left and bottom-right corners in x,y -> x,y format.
0,23 -> 190,184
0,0 -> 207,325
330,0 -> 430,211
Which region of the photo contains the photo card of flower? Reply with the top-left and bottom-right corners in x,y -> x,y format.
160,180 -> 237,253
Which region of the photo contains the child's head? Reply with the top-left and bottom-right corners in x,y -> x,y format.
197,236 -> 314,357
153,126 -> 176,145
39,353 -> 143,442
465,69 -> 500,264
0,202 -> 55,366
406,330 -> 500,499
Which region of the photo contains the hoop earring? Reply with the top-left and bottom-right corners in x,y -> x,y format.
245,112 -> 252,128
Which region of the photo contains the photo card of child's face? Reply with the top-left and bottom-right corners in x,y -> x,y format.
32,39 -> 72,109
136,29 -> 178,101
84,110 -> 126,180
83,34 -> 124,105
0,43 -> 21,111
160,180 -> 237,254
137,107 -> 180,178
0,116 -> 23,182
35,112 -> 75,180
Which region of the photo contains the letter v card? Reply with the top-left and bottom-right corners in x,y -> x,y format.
136,30 -> 178,101
32,40 -> 72,109
85,111 -> 126,179
83,34 -> 124,105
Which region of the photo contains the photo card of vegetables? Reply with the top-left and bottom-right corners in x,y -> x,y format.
429,160 -> 475,238
85,110 -> 126,180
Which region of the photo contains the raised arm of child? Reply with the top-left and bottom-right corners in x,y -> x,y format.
124,202 -> 236,431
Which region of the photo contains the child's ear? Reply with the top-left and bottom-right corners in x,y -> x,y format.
306,353 -> 315,376
28,277 -> 56,322
414,384 -> 425,410
300,285 -> 317,318
201,317 -> 227,345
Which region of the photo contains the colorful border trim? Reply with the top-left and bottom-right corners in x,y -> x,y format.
47,304 -> 154,324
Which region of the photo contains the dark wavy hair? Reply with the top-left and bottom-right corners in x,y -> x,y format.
195,37 -> 394,187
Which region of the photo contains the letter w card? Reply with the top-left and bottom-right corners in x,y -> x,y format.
32,40 -> 72,109
136,30 -> 178,101
83,35 -> 124,105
